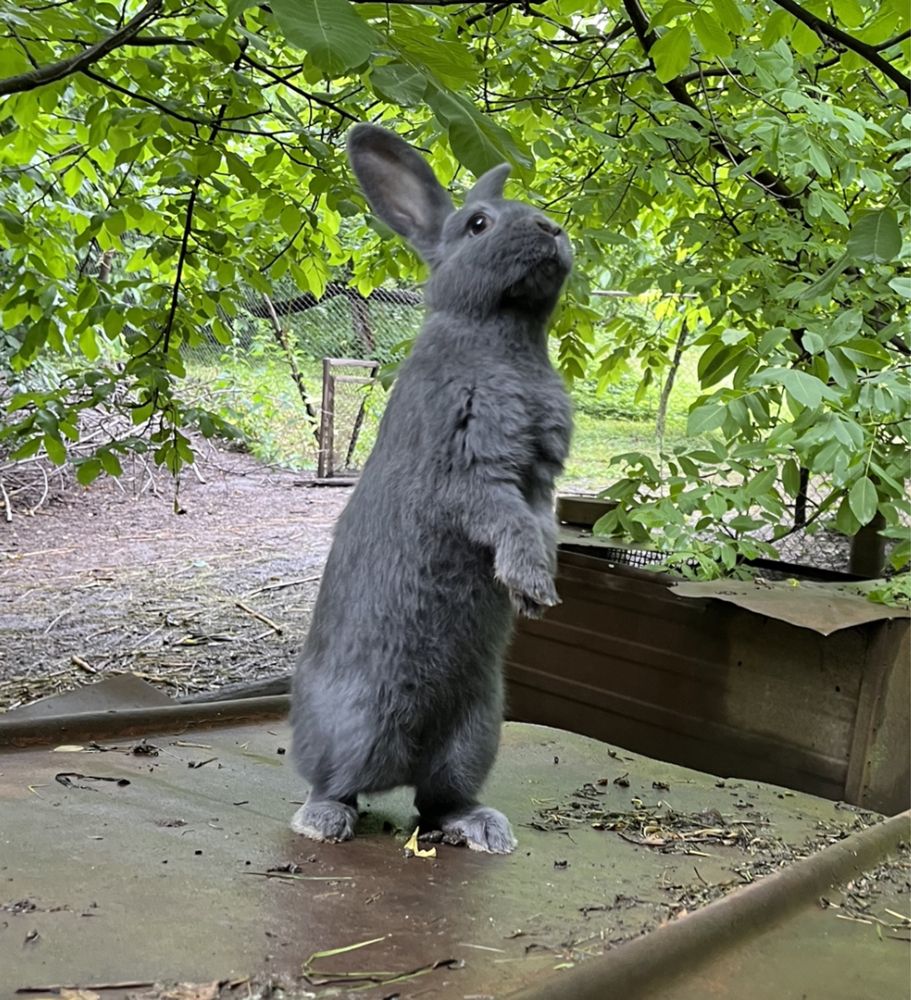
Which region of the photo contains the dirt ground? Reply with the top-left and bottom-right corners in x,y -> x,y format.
0,445 -> 350,712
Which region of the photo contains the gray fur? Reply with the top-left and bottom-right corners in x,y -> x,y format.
290,124 -> 573,854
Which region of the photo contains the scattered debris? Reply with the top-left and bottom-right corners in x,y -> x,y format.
157,983 -> 220,1000
301,935 -> 460,989
403,827 -> 437,859
54,773 -> 130,790
16,983 -> 155,995
245,871 -> 353,882
2,900 -> 37,915
266,863 -> 303,875
187,758 -> 218,770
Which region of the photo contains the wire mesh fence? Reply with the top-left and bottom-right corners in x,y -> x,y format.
186,278 -> 424,478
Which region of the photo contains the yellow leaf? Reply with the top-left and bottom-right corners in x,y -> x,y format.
52,745 -> 86,752
404,826 -> 437,859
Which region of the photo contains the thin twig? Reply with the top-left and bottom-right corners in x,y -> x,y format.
0,476 -> 12,522
234,600 -> 283,634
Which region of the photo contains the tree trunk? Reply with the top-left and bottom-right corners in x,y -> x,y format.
347,289 -> 376,355
849,512 -> 887,578
794,467 -> 810,528
656,319 -> 689,447
262,295 -> 320,442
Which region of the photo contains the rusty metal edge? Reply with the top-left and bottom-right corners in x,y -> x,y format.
505,808 -> 911,1000
0,695 -> 290,748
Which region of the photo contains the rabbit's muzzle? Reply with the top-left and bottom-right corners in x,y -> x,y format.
500,221 -> 572,304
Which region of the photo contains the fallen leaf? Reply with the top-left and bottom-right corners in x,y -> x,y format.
404,826 -> 437,859
52,745 -> 86,753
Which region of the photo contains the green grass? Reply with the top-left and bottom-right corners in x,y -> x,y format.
187,348 -> 698,492
562,412 -> 690,492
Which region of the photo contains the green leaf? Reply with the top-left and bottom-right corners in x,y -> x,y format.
888,276 -> 911,298
79,326 -> 99,361
371,62 -> 429,106
752,368 -> 838,409
692,11 -> 733,58
227,0 -> 258,16
848,476 -> 878,527
698,341 -> 743,388
835,495 -> 861,535
687,402 -> 727,436
280,204 -> 302,237
10,437 -> 43,461
393,31 -> 478,87
833,0 -> 865,28
270,0 -> 377,76
706,493 -> 727,518
43,434 -> 66,465
781,459 -> 801,496
76,459 -> 102,486
846,209 -> 903,262
650,26 -> 692,83
98,451 -> 123,476
426,85 -> 533,176
790,17 -> 821,54
801,331 -> 825,355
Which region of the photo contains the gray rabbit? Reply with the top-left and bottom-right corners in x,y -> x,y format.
290,124 -> 573,854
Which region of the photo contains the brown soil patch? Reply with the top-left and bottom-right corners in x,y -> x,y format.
0,446 -> 349,712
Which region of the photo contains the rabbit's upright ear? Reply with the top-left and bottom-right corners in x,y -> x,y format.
465,163 -> 511,205
348,124 -> 454,264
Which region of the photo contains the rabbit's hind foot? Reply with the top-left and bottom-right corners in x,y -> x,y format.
440,804 -> 517,855
290,796 -> 358,843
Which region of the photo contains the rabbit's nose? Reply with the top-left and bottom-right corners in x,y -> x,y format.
535,218 -> 562,237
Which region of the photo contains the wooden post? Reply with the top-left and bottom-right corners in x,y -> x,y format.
317,359 -> 335,479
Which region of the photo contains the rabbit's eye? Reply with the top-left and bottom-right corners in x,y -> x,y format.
468,213 -> 489,236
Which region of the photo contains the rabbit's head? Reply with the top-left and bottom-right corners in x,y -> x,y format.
348,124 -> 572,320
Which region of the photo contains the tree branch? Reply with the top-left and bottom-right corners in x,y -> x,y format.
874,29 -> 911,51
0,0 -> 162,96
622,0 -> 804,216
771,0 -> 910,98
241,54 -> 358,121
80,68 -> 303,139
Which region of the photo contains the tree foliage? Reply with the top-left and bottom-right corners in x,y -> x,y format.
0,0 -> 908,573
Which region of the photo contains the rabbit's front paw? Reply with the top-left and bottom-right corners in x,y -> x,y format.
496,551 -> 560,614
509,588 -> 560,620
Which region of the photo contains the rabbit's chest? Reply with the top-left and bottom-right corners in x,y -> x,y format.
518,375 -> 572,466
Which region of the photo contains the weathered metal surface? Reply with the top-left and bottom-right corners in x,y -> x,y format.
0,696 -> 907,1000
507,809 -> 910,1000
670,578 -> 910,635
506,548 -> 910,814
3,674 -> 172,721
